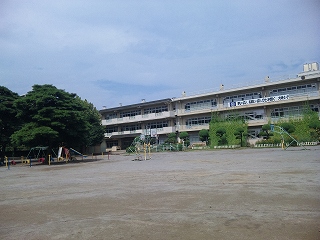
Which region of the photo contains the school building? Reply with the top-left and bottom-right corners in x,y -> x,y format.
98,62 -> 320,152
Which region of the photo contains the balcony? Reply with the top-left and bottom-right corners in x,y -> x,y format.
178,124 -> 210,131
175,92 -> 319,116
104,126 -> 175,138
102,111 -> 175,126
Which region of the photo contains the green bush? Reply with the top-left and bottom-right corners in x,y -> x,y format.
209,113 -> 248,147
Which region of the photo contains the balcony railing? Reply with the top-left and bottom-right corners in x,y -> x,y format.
104,126 -> 175,138
102,111 -> 175,126
176,92 -> 319,115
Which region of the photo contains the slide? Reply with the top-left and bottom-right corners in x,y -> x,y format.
69,148 -> 87,157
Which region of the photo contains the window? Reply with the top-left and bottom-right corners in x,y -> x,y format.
144,105 -> 168,114
146,121 -> 168,129
120,110 -> 141,118
186,116 -> 211,126
271,104 -> 319,118
121,124 -> 141,131
105,113 -> 117,120
106,126 -> 118,133
184,99 -> 217,112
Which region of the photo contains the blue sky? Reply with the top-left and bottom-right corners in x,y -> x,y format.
1,0 -> 319,109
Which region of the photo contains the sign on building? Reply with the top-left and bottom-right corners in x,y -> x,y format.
229,94 -> 289,107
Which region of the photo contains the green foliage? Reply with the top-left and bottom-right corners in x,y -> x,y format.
179,131 -> 189,140
279,122 -> 295,133
179,131 -> 190,146
259,105 -> 320,144
10,84 -> 104,161
0,86 -> 20,162
309,120 -> 320,129
259,124 -> 273,139
11,123 -> 59,147
199,129 -> 209,144
165,132 -> 177,144
215,127 -> 227,145
209,113 -> 248,147
234,127 -> 245,147
262,124 -> 271,131
81,100 -> 105,146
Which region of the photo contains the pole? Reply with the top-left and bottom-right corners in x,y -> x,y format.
8,157 -> 10,170
48,154 -> 51,166
30,157 -> 32,167
5,156 -> 7,168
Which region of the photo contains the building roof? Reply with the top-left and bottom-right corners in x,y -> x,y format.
99,98 -> 173,113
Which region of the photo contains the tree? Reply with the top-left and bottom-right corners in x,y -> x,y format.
259,124 -> 273,139
199,129 -> 209,144
179,131 -> 190,146
280,122 -> 295,133
81,100 -> 105,148
234,127 -> 245,147
309,119 -> 320,141
0,86 -> 20,163
216,127 -> 227,145
11,84 -> 104,163
165,132 -> 177,144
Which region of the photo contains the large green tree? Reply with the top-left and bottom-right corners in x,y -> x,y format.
0,86 -> 20,163
11,84 -> 104,162
81,100 -> 105,147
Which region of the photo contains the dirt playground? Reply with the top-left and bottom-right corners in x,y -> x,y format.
1,146 -> 320,240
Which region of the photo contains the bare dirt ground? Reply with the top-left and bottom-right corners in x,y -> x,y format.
1,146 -> 320,240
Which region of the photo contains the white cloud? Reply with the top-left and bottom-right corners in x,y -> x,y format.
0,0 -> 319,109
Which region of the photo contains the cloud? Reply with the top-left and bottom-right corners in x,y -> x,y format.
0,0 -> 319,109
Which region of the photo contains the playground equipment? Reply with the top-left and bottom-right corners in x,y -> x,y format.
129,134 -> 155,161
270,124 -> 307,150
57,147 -> 87,161
26,146 -> 57,164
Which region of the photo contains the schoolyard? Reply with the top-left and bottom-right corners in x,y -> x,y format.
0,146 -> 319,240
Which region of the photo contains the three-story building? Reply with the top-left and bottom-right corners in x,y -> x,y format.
99,63 -> 320,151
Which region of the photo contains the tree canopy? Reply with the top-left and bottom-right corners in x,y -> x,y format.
0,86 -> 20,162
199,129 -> 209,143
9,84 -> 104,161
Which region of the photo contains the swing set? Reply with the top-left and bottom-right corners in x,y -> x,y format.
26,146 -> 57,163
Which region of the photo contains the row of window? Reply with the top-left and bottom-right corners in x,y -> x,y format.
144,106 -> 168,114
104,113 -> 117,120
185,99 -> 217,111
105,106 -> 169,119
271,104 -> 319,117
105,126 -> 118,133
226,112 -> 264,121
224,92 -> 262,102
107,121 -> 170,133
146,121 -> 168,129
270,84 -> 317,96
120,110 -> 141,118
121,124 -> 141,132
186,116 -> 211,126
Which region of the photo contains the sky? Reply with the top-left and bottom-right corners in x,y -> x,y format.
1,0 -> 319,110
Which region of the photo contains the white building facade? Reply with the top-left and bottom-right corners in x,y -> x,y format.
99,63 -> 320,151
